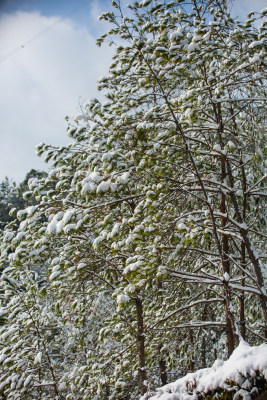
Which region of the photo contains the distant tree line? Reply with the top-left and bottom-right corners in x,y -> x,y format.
0,170 -> 47,231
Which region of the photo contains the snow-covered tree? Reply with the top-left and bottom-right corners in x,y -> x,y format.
0,170 -> 47,232
0,1 -> 266,399
0,177 -> 22,231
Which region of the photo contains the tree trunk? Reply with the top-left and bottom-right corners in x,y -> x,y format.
240,242 -> 246,339
157,344 -> 168,386
220,157 -> 238,356
189,329 -> 195,371
201,305 -> 207,368
240,161 -> 247,340
135,297 -> 147,395
201,337 -> 206,368
226,161 -> 267,337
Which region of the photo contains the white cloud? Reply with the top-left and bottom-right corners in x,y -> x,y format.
0,11 -> 113,183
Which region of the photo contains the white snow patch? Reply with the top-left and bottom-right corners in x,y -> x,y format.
117,294 -> 130,305
188,42 -> 200,52
93,235 -> 105,247
49,271 -> 60,281
117,171 -> 130,184
177,223 -> 187,231
81,181 -> 96,194
142,341 -> 267,400
34,352 -> 42,364
3,231 -> 14,242
213,144 -> 221,152
223,272 -> 230,282
24,375 -> 33,387
0,308 -> 7,318
96,180 -> 110,193
0,354 -> 8,363
77,262 -> 86,270
89,171 -> 103,183
170,31 -> 183,41
62,209 -> 75,225
63,223 -> 76,234
248,41 -> 262,49
249,54 -> 260,63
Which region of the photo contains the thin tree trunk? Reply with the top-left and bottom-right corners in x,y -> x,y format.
189,329 -> 195,371
135,297 -> 147,395
214,346 -> 217,361
226,161 -> 267,337
240,159 -> 247,340
201,305 -> 207,368
220,156 -> 238,355
240,242 -> 246,340
201,337 -> 206,368
157,344 -> 168,386
156,280 -> 168,386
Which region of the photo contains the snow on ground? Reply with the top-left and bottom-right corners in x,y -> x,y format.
142,341 -> 267,400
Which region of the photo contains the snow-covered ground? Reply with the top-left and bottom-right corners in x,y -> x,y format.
142,341 -> 267,400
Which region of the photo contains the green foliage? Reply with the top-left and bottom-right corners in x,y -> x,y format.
0,1 -> 266,399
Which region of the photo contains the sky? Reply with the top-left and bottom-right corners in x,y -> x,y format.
0,0 -> 266,184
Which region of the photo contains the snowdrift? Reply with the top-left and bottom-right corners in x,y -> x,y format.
142,341 -> 267,400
